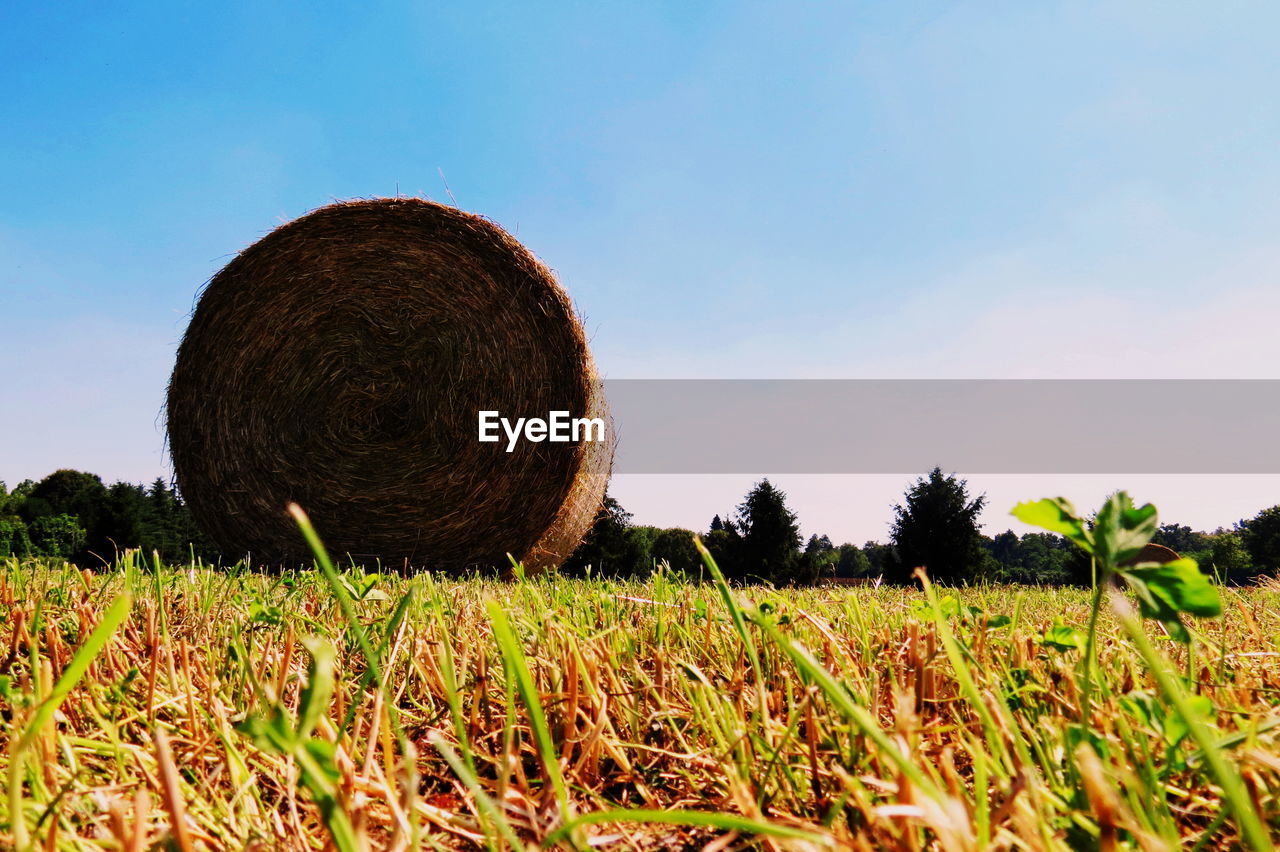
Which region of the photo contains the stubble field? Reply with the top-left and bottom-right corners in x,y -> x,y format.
1,553 -> 1278,851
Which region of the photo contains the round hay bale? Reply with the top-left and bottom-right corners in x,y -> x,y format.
1122,542 -> 1181,566
166,198 -> 612,572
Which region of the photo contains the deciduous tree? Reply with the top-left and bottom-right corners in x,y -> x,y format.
1242,506 -> 1280,578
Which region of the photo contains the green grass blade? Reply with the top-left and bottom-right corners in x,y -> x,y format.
289,505 -> 401,729
748,610 -> 944,801
545,808 -> 832,846
289,503 -> 419,846
16,592 -> 132,753
485,599 -> 577,846
915,569 -> 1014,776
9,592 -> 131,850
1110,592 -> 1274,852
428,731 -> 523,850
693,537 -> 762,681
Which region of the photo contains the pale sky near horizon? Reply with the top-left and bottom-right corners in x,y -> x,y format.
4,2 -> 1280,543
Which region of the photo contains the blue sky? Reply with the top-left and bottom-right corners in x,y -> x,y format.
5,1 -> 1280,542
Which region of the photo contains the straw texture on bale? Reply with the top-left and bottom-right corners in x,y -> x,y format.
167,198 -> 612,571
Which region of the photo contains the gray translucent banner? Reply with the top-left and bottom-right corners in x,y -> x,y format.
603,380 -> 1280,473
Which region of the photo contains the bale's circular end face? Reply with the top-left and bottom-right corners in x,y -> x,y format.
167,199 -> 611,570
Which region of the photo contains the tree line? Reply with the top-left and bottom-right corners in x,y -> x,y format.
566,468 -> 1279,586
0,470 -> 213,564
4,467 -> 1280,585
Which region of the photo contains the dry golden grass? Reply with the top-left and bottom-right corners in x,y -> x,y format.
2,556 -> 1278,850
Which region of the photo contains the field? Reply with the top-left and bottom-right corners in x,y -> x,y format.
2,551 -> 1279,851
